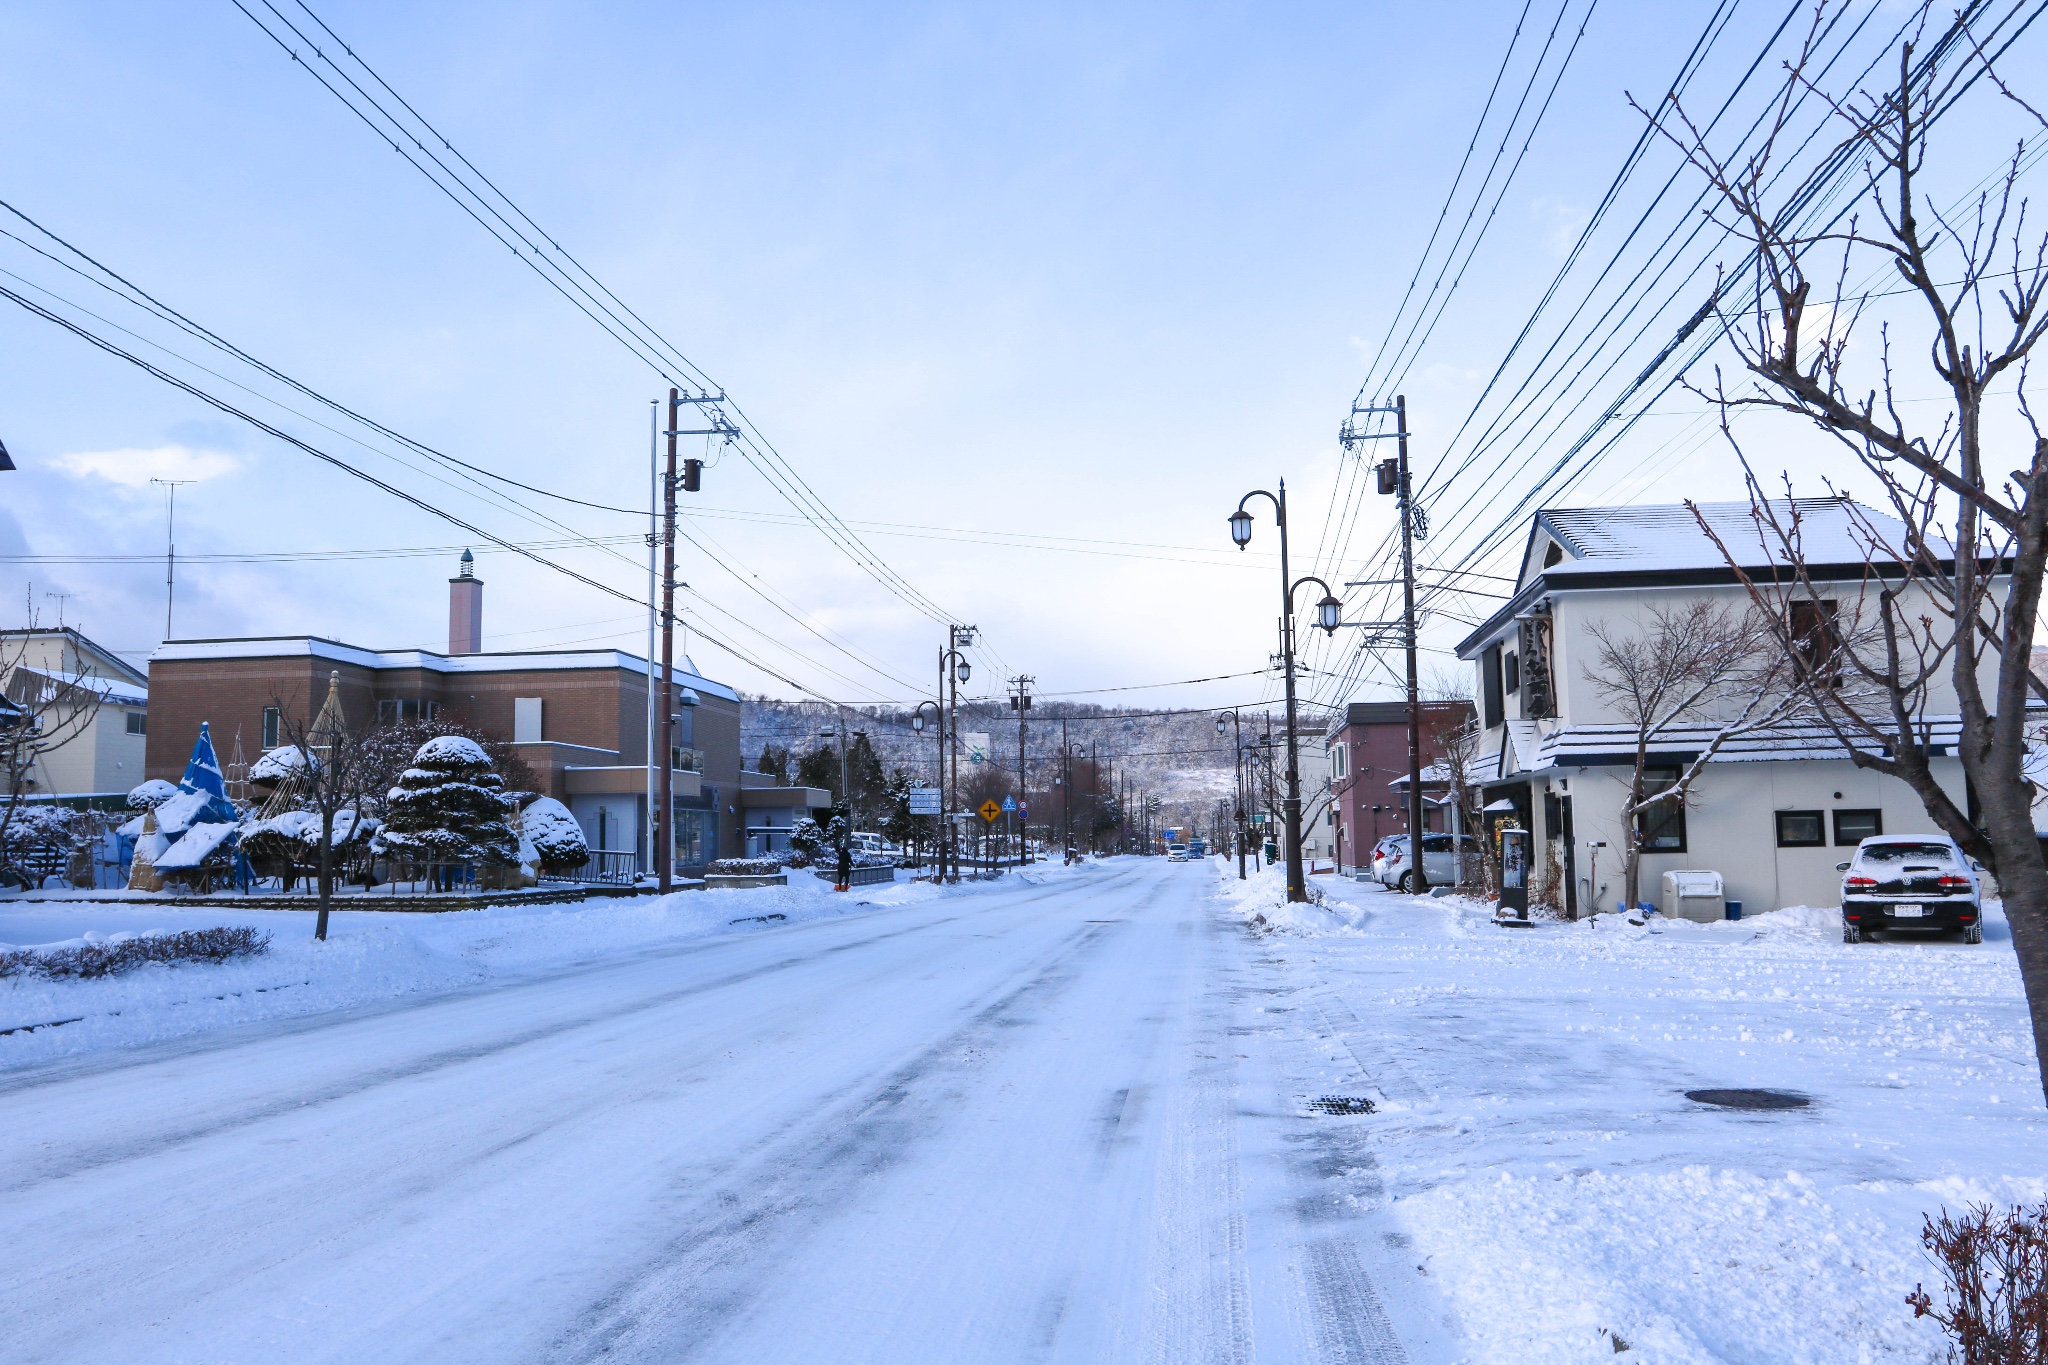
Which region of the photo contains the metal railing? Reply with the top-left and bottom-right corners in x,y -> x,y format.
539,849 -> 640,886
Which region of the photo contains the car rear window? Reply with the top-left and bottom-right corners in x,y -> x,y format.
1858,842 -> 1954,864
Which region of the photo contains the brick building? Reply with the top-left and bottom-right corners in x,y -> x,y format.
141,554 -> 824,873
1326,700 -> 1474,874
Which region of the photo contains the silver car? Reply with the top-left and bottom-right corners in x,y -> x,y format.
1372,833 -> 1478,892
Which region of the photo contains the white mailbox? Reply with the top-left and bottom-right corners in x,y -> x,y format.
1661,870 -> 1725,923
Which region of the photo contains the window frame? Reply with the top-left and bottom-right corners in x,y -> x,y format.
262,706 -> 280,750
1481,645 -> 1504,728
1503,650 -> 1520,694
1635,767 -> 1688,853
1833,807 -> 1883,846
124,710 -> 147,736
1774,809 -> 1825,848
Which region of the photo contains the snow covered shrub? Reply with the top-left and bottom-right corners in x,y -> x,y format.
376,735 -> 518,867
0,925 -> 270,979
356,718 -> 538,816
708,858 -> 781,876
787,818 -> 824,861
125,779 -> 179,811
520,797 -> 589,874
1909,1202 -> 2048,1363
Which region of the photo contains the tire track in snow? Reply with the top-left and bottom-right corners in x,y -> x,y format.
551,871 -> 1167,1363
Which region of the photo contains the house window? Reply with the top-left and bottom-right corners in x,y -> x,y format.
1482,646 -> 1504,728
1833,808 -> 1883,845
1504,651 -> 1520,694
1330,743 -> 1347,780
1775,810 -> 1825,847
1636,768 -> 1687,852
378,698 -> 432,725
262,706 -> 280,749
125,711 -> 146,736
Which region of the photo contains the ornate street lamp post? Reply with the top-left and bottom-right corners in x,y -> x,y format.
1228,481 -> 1342,903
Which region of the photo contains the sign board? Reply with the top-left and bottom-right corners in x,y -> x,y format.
908,787 -> 941,816
963,733 -> 991,766
978,799 -> 1002,823
1000,796 -> 1016,813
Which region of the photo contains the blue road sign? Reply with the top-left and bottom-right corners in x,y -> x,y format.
1001,796 -> 1016,813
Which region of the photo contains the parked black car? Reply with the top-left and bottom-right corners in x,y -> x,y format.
1838,835 -> 1982,944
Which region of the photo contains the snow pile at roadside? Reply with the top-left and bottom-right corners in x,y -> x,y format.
1402,1166 -> 1955,1362
0,871 -> 937,1068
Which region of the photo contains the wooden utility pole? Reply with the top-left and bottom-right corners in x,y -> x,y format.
657,387 -> 679,892
1396,396 -> 1428,893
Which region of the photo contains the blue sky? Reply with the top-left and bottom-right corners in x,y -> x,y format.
2,1 -> 2039,711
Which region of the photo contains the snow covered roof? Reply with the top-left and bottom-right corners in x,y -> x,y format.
148,637 -> 739,702
1506,717 -> 1967,772
1460,498 -> 1929,659
7,665 -> 147,707
153,820 -> 237,870
1532,498 -> 1911,582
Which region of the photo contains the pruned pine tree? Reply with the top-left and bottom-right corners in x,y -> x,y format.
378,735 -> 519,881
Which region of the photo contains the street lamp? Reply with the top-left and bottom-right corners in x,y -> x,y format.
1217,709 -> 1247,879
940,627 -> 976,882
910,701 -> 942,877
1227,481 -> 1342,903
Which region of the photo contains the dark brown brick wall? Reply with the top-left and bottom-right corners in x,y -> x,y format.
145,651 -> 726,799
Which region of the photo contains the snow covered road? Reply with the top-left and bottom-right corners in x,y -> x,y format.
0,861 -> 1428,1364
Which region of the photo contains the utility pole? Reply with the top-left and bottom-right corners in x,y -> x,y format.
151,478 -> 194,640
656,387 -> 728,892
1061,717 -> 1072,863
1396,396 -> 1428,892
646,400 -> 658,884
1010,675 -> 1033,865
1346,392 -> 1429,891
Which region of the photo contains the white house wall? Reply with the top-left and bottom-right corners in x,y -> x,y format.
1539,755 -> 1965,914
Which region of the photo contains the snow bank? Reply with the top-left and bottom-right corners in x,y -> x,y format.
0,869 -> 930,1069
1401,1166 -> 1957,1361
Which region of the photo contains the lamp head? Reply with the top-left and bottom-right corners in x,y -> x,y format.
955,659 -> 972,683
1316,593 -> 1342,634
911,713 -> 925,733
1228,509 -> 1253,548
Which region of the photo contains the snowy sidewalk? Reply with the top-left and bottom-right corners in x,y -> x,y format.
1214,859 -> 2045,1362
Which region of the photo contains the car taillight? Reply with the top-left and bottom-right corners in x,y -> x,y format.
1937,874 -> 1971,892
1845,875 -> 1877,890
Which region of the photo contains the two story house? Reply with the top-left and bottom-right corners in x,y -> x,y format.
1455,499 -> 1979,917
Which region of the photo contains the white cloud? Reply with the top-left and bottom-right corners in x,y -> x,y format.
48,445 -> 239,486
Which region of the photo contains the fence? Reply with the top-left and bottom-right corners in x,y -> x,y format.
540,850 -> 640,886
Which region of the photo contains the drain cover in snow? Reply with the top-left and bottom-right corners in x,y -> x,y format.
1684,1088 -> 1809,1110
1307,1096 -> 1376,1115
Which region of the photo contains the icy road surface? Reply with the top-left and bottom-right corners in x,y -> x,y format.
3,856 -> 2043,1362
0,861 -> 1426,1363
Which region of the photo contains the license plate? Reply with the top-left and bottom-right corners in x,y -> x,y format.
1892,904 -> 1926,918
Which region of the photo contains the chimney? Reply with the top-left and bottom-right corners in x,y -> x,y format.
448,549 -> 483,654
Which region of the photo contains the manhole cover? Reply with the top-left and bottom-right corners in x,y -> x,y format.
1684,1088 -> 1809,1110
1308,1095 -> 1376,1115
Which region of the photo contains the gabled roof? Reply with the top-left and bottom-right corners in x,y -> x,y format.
1460,497 -> 1930,659
1527,497 -> 1911,587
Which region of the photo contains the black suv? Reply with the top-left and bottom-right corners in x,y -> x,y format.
1838,836 -> 1982,944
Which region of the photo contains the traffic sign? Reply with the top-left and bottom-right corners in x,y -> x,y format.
978,799 -> 1002,823
908,788 -> 941,816
1000,796 -> 1016,813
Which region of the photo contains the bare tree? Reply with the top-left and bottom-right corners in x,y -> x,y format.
270,673 -> 378,941
1646,2 -> 2048,1096
1585,601 -> 1795,910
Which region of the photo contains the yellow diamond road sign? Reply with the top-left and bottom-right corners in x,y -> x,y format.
978,799 -> 1002,823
